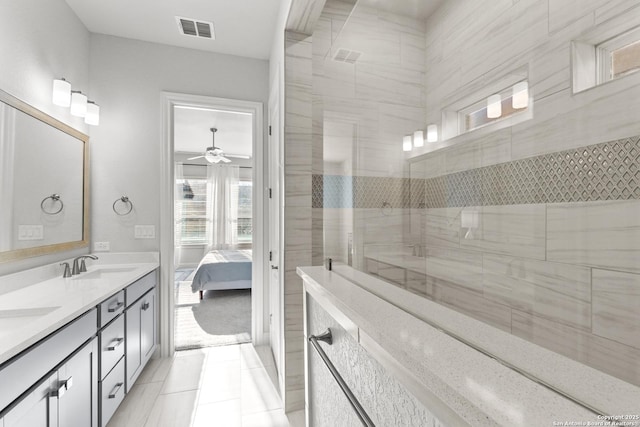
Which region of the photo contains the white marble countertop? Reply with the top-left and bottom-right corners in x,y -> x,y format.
0,252 -> 159,365
298,265 -> 640,426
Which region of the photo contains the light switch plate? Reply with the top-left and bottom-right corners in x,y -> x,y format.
18,225 -> 44,241
134,225 -> 156,239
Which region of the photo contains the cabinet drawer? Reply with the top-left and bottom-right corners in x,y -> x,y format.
125,270 -> 156,307
100,356 -> 125,427
99,315 -> 125,380
99,291 -> 125,327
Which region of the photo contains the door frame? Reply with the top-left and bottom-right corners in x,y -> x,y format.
160,91 -> 266,357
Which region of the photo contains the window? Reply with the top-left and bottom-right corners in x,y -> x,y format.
572,25 -> 640,93
175,177 -> 253,245
175,179 -> 208,245
458,82 -> 529,134
237,181 -> 252,243
598,27 -> 640,82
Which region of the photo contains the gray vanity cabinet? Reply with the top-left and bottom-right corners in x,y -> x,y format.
56,337 -> 99,427
1,337 -> 98,427
1,373 -> 56,427
125,271 -> 157,393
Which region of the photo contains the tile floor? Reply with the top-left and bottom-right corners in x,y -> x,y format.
107,344 -> 302,427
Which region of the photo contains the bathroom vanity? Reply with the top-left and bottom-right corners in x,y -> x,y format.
0,253 -> 159,427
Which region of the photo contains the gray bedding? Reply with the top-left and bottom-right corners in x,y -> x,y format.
191,250 -> 252,292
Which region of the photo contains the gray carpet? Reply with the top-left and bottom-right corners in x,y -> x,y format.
174,276 -> 251,351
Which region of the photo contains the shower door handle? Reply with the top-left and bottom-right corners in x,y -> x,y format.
271,265 -> 279,270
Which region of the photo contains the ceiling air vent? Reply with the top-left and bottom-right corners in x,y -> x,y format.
332,48 -> 362,64
176,16 -> 215,39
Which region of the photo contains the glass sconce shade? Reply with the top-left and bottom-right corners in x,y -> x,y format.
512,81 -> 529,109
52,78 -> 71,107
487,94 -> 502,118
413,130 -> 424,147
403,135 -> 412,152
70,91 -> 87,117
427,124 -> 438,142
85,101 -> 100,126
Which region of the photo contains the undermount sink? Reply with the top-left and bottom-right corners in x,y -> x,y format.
0,306 -> 60,333
73,267 -> 137,280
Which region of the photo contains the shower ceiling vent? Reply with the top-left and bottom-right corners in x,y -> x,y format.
332,48 -> 362,64
176,16 -> 215,39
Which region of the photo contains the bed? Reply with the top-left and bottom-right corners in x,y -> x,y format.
191,250 -> 252,300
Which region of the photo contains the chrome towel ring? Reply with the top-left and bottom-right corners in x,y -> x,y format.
112,196 -> 133,216
41,194 -> 64,215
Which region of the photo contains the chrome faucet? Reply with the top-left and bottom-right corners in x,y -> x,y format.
412,244 -> 424,257
60,262 -> 72,278
72,255 -> 99,275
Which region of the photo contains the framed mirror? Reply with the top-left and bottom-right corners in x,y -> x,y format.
0,89 -> 89,263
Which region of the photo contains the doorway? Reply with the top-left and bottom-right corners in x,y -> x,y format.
160,93 -> 266,357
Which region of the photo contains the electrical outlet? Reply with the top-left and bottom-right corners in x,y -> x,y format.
134,225 -> 156,239
18,225 -> 44,241
94,241 -> 110,251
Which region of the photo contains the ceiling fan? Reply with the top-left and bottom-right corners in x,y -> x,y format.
187,127 -> 250,164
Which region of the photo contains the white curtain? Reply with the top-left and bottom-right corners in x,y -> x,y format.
174,162 -> 184,267
205,165 -> 239,253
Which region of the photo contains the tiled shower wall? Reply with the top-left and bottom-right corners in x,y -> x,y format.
312,0 -> 640,389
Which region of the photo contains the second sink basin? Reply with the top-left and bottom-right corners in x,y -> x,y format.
0,306 -> 60,334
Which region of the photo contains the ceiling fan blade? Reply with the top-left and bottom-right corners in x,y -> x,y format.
225,153 -> 251,159
187,155 -> 205,160
220,156 -> 232,163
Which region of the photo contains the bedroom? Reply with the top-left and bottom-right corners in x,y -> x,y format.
173,104 -> 255,351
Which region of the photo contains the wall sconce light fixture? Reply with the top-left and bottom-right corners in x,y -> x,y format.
427,124 -> 438,142
70,91 -> 88,117
413,130 -> 424,148
53,78 -> 100,125
487,94 -> 502,118
403,135 -> 412,152
52,78 -> 71,107
85,101 -> 100,126
512,81 -> 529,109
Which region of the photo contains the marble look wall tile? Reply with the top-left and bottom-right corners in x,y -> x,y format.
548,0 -> 600,33
286,0 -> 327,35
483,254 -> 591,330
547,200 -> 640,274
592,269 -> 640,350
512,311 -> 640,387
355,63 -> 424,107
430,277 -> 512,333
424,208 -> 461,249
594,0 -> 640,24
425,247 -> 483,293
461,204 -> 546,260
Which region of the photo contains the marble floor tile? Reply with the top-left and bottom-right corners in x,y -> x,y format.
242,409 -> 290,427
193,399 -> 242,427
136,357 -> 173,384
106,382 -> 163,427
161,351 -> 207,394
110,344 -> 292,427
198,360 -> 241,405
144,390 -> 198,427
241,367 -> 283,415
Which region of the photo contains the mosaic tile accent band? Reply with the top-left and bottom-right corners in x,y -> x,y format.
312,135 -> 640,209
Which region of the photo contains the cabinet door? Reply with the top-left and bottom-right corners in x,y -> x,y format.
58,337 -> 98,427
140,288 -> 156,361
3,373 -> 57,427
125,298 -> 142,392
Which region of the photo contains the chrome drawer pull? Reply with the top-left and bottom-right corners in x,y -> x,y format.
107,301 -> 124,313
50,377 -> 73,398
107,337 -> 124,351
141,301 -> 150,311
108,382 -> 124,399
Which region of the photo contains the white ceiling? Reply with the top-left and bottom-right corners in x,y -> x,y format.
174,106 -> 253,157
64,0 -> 283,60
